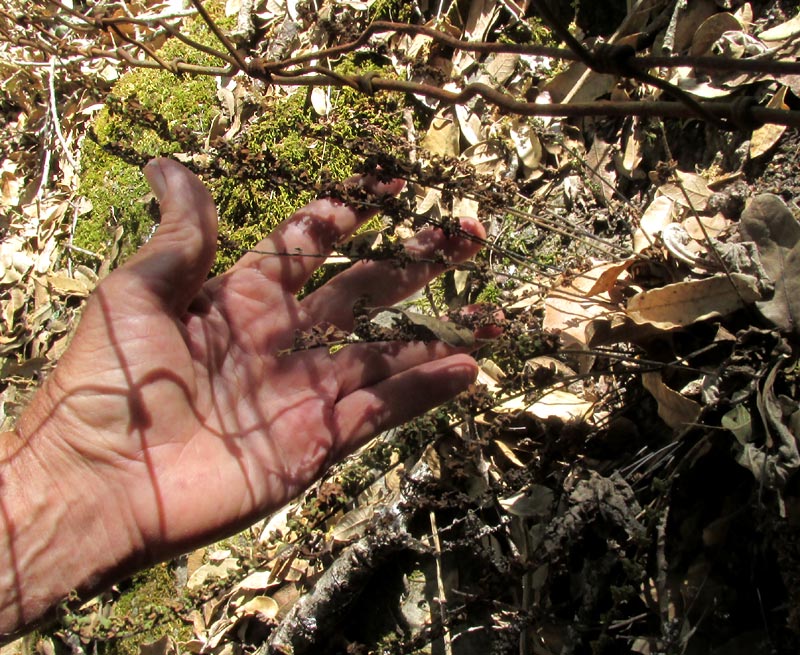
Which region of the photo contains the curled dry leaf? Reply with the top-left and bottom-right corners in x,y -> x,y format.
642,371 -> 702,431
689,12 -> 743,57
626,274 -> 762,329
543,263 -> 623,350
749,86 -> 789,159
634,196 -> 675,253
235,596 -> 279,620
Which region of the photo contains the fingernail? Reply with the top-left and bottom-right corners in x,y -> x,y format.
143,159 -> 167,200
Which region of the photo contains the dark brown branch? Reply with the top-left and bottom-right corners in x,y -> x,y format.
187,0 -> 248,71
12,10 -> 800,129
109,23 -> 174,73
246,71 -> 800,127
156,20 -> 233,65
262,21 -> 800,78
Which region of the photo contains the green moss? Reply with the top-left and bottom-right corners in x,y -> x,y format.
209,59 -> 407,274
369,0 -> 415,21
80,36 -> 406,274
99,563 -> 190,655
476,280 -> 501,304
76,5 -> 226,262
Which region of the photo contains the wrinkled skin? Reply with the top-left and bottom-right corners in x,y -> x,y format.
16,159 -> 485,561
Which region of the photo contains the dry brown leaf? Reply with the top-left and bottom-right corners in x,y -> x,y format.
543,264 -> 622,349
1,161 -> 20,207
332,504 -> 376,543
529,389 -> 594,422
758,11 -> 800,41
493,439 -> 526,467
2,287 -> 25,330
750,86 -> 789,159
735,2 -> 754,28
369,308 -> 474,346
758,242 -> 800,334
463,0 -> 500,42
46,273 -> 92,297
187,557 -> 241,590
674,69 -> 735,99
509,120 -> 542,174
235,596 -> 279,620
451,194 -> 479,218
416,187 -> 442,216
461,140 -> 507,178
690,12 -> 742,56
479,52 -> 519,86
681,212 -> 731,241
139,635 -> 177,655
642,372 -> 701,431
454,103 -> 484,146
670,0 -> 718,53
626,274 -> 762,329
585,136 -> 617,205
231,570 -> 279,595
658,170 -> 711,211
542,61 -> 615,104
499,485 -> 554,518
739,193 -> 800,282
310,86 -> 332,116
422,111 -> 460,157
634,196 -> 675,253
618,117 -> 644,178
586,260 -> 634,296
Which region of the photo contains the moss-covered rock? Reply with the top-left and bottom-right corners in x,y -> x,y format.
78,22 -> 407,274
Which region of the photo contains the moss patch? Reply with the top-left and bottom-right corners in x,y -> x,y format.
76,5 -> 227,262
79,46 -> 407,274
102,563 -> 190,655
210,70 -> 406,273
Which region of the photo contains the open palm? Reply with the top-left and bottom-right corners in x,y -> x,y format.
19,159 -> 484,562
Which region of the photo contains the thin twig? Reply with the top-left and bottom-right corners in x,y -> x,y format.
188,0 -> 248,72
47,56 -> 78,172
157,19 -> 235,65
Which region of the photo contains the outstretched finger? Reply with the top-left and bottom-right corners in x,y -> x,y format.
333,340 -> 465,398
104,158 -> 218,315
230,175 -> 404,294
301,217 -> 485,329
332,354 -> 478,459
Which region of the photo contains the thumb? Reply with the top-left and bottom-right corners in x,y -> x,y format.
109,158 -> 218,315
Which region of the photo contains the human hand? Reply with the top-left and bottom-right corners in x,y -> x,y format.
3,159 -> 484,623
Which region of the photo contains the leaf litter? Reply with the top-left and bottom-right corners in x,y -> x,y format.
3,0 -> 800,654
